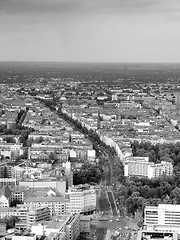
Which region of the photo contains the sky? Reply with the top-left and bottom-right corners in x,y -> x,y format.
0,0 -> 180,62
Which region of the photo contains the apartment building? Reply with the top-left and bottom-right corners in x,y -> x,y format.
124,157 -> 173,179
65,184 -> 96,214
66,213 -> 80,240
0,178 -> 18,187
24,196 -> 66,217
0,164 -> 24,179
0,207 -> 17,218
0,164 -> 13,178
10,187 -> 25,202
16,204 -> 30,222
148,161 -> 173,178
0,143 -> 23,159
27,206 -> 50,228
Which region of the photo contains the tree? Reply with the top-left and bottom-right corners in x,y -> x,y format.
170,187 -> 180,203
9,199 -> 23,207
0,216 -> 19,229
73,163 -> 103,185
36,136 -> 44,143
3,136 -> 16,143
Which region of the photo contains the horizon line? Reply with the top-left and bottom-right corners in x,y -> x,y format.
0,61 -> 180,64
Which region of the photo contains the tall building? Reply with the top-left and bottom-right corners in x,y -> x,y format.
66,213 -> 80,240
27,205 -> 50,228
65,184 -> 96,214
145,204 -> 180,230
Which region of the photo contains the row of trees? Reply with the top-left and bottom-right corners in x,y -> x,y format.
39,98 -> 118,157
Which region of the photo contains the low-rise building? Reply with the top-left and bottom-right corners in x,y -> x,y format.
0,207 -> 17,218
0,178 -> 18,188
80,215 -> 91,233
32,214 -> 80,240
0,186 -> 11,207
12,234 -> 36,240
19,179 -> 66,195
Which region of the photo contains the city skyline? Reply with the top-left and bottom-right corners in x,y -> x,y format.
1,0 -> 180,62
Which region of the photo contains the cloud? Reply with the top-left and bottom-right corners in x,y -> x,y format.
0,0 -> 81,15
0,0 -> 178,15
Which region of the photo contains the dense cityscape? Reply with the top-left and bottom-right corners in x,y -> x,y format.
0,63 -> 180,240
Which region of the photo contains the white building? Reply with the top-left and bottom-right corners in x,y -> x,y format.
148,161 -> 173,179
0,195 -> 10,208
66,213 -> 80,240
87,150 -> 96,162
32,214 -> 80,240
12,235 -> 36,240
27,205 -> 50,228
145,204 -> 180,232
65,184 -> 96,214
0,207 -> 17,218
124,157 -> 173,179
24,196 -> 66,217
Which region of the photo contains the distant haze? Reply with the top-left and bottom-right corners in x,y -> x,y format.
1,0 -> 180,62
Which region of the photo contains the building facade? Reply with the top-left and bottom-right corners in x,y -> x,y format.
27,206 -> 50,228
145,204 -> 180,226
24,196 -> 66,217
124,157 -> 173,179
65,185 -> 96,214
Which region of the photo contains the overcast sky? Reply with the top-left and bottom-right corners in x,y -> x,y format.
1,0 -> 180,62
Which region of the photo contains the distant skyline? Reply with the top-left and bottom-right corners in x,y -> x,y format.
1,0 -> 180,63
